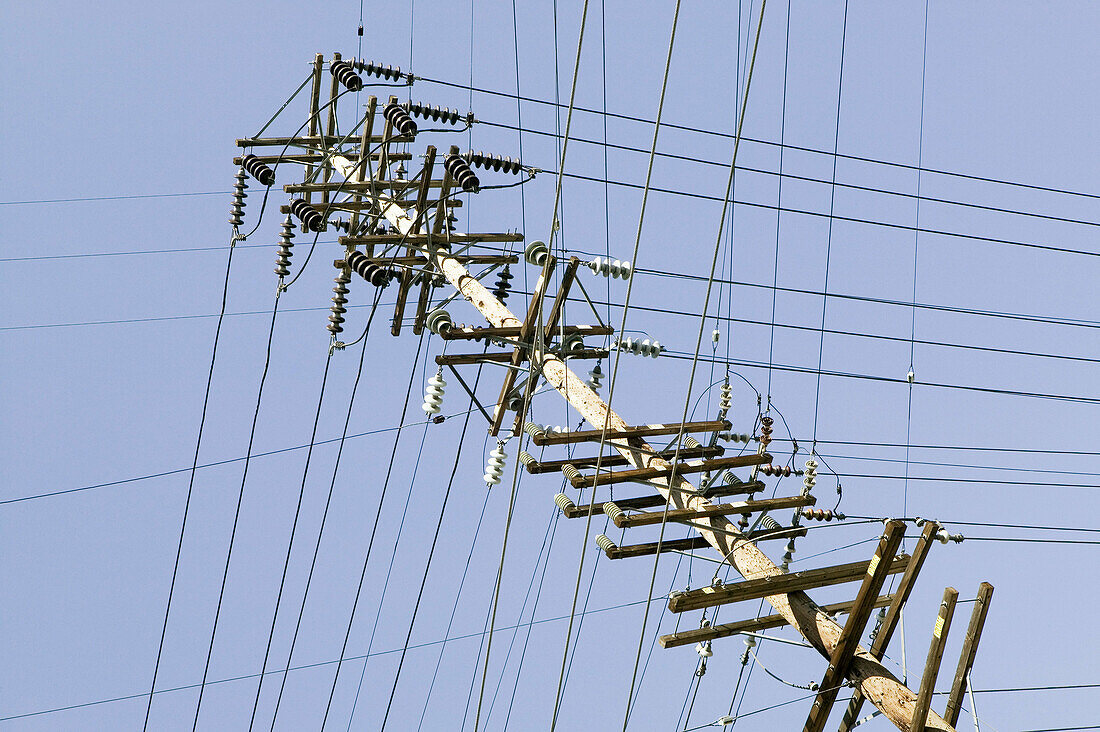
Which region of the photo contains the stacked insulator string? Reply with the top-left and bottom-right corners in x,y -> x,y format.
405,101 -> 464,126
758,464 -> 803,477
241,154 -> 275,186
347,58 -> 404,82
615,336 -> 664,358
587,257 -> 632,280
492,265 -> 513,302
444,154 -> 480,193
718,430 -> 753,444
586,363 -> 604,392
327,270 -> 350,335
274,215 -> 295,278
803,458 -> 818,494
382,102 -> 418,136
801,508 -> 845,522
347,250 -> 393,287
483,442 -> 507,485
757,415 -> 774,455
463,150 -> 523,175
717,381 -> 732,419
330,59 -> 363,91
524,240 -> 549,266
290,198 -> 323,232
422,370 -> 446,414
229,167 -> 247,226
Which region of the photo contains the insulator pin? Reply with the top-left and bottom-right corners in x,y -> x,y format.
602,502 -> 625,522
229,168 -> 247,226
425,308 -> 453,335
524,240 -> 549,266
404,101 -> 463,125
444,154 -> 480,193
587,256 -> 632,280
346,250 -> 393,287
382,102 -> 418,136
241,154 -> 276,186
464,150 -> 523,175
422,371 -> 446,414
523,422 -> 546,440
683,435 -> 701,450
518,451 -> 537,468
936,530 -> 964,544
290,198 -> 323,232
274,215 -> 295,277
483,442 -> 508,485
615,337 -> 664,358
330,60 -> 363,91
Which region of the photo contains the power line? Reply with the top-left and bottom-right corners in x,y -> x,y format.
416,74 -> 1100,204
0,191 -> 228,206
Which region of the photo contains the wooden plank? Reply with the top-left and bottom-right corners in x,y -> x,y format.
526,444 -> 724,474
434,347 -> 607,367
531,420 -> 731,446
390,269 -> 414,336
412,145 -> 436,234
233,152 -> 410,166
612,493 -> 814,530
802,520 -> 907,732
668,553 -> 910,614
943,582 -> 994,726
601,526 -> 808,560
569,452 -> 773,489
322,52 -> 341,208
412,155 -> 453,335
443,324 -> 610,343
235,134 -> 412,148
490,252 -> 556,436
837,521 -> 940,732
660,595 -> 895,649
337,255 -> 519,268
557,481 -> 763,518
303,54 -> 324,214
911,587 -> 959,732
347,95 -> 377,237
340,233 -> 523,246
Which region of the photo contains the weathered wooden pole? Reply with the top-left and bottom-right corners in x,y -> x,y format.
351,168 -> 958,731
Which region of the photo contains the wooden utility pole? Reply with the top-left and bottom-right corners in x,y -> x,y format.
355,174 -> 960,731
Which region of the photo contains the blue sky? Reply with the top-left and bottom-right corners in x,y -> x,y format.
2,1 -> 1098,730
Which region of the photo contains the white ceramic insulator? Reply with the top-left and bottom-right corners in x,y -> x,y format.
616,337 -> 664,358
588,256 -> 633,280
483,444 -> 507,485
422,373 -> 446,414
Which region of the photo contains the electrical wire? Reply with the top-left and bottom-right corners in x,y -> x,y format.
266,289 -> 385,730
191,289 -> 283,729
141,232 -> 236,730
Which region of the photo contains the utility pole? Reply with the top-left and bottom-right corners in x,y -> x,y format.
234,59 -> 990,730
349,148 -> 960,732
